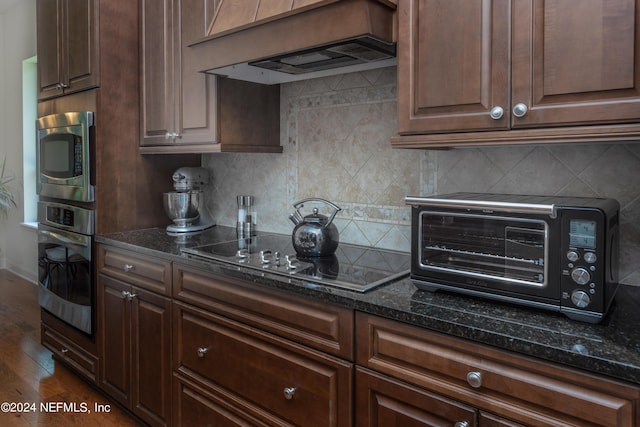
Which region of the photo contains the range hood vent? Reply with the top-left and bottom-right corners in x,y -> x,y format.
188,0 -> 397,85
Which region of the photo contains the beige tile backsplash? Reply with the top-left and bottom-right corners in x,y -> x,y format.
203,67 -> 640,285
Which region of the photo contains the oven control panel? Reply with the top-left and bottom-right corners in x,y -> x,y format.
37,201 -> 94,235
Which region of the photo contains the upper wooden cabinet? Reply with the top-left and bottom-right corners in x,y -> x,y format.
37,0 -> 99,100
393,0 -> 640,148
140,0 -> 281,154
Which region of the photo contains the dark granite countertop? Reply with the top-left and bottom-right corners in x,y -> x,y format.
97,226 -> 640,386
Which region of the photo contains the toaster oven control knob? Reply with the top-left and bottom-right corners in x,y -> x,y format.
571,267 -> 591,285
584,252 -> 597,264
571,290 -> 591,308
566,250 -> 579,262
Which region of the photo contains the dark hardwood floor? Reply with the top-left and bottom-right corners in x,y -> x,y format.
0,269 -> 141,426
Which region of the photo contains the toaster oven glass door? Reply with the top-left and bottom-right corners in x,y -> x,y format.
419,212 -> 548,287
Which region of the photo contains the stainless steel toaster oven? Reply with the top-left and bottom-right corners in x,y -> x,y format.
406,193 -> 620,323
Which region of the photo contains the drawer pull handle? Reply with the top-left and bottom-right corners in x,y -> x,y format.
455,422 -> 469,427
124,264 -> 134,272
283,387 -> 296,400
466,371 -> 482,388
197,347 -> 209,358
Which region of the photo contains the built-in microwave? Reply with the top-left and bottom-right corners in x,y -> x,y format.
37,112 -> 94,202
406,193 -> 620,323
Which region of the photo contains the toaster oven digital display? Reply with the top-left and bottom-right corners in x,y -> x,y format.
570,219 -> 597,249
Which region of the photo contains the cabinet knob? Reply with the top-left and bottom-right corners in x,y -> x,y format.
127,293 -> 137,301
124,264 -> 134,272
197,347 -> 209,358
489,106 -> 504,120
121,290 -> 130,299
512,103 -> 528,118
466,371 -> 483,388
60,348 -> 69,354
283,387 -> 297,400
455,422 -> 469,427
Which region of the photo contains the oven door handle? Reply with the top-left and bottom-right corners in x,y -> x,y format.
38,228 -> 91,249
405,196 -> 558,218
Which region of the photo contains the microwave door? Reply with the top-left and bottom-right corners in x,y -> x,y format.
36,112 -> 94,202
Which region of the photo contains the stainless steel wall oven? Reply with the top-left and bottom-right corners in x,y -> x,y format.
36,111 -> 96,335
38,201 -> 94,335
407,193 -> 620,323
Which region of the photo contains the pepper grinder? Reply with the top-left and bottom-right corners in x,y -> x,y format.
237,195 -> 255,236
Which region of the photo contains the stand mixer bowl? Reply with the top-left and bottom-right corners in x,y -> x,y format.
163,191 -> 203,227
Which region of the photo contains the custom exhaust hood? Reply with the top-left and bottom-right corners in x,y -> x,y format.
188,0 -> 397,85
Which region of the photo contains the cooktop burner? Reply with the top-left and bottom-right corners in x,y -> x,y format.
181,234 -> 410,292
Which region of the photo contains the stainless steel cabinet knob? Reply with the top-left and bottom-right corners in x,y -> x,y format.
455,422 -> 469,427
466,371 -> 483,388
489,106 -> 504,120
197,347 -> 208,358
283,387 -> 296,400
121,290 -> 130,299
124,264 -> 134,272
512,103 -> 528,118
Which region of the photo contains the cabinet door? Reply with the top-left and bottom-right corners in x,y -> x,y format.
37,0 -> 65,99
131,288 -> 172,427
140,0 -> 175,146
64,0 -> 99,94
511,0 -> 640,128
98,274 -> 132,408
37,0 -> 98,100
355,367 -> 477,427
397,0 -> 511,134
175,0 -> 219,145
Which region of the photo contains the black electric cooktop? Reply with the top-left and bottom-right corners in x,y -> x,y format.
181,233 -> 410,293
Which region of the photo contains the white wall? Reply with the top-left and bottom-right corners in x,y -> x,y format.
0,0 -> 37,282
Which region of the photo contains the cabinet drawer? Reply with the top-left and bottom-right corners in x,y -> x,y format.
173,374 -> 275,427
41,323 -> 98,384
174,302 -> 353,427
356,312 -> 640,427
174,262 -> 353,359
356,367 -> 477,427
97,245 -> 171,295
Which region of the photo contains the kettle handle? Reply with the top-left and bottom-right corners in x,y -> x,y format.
293,198 -> 341,227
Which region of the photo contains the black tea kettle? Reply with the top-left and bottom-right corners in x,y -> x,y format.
289,198 -> 341,257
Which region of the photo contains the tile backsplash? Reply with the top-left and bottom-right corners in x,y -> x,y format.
203,67 -> 640,285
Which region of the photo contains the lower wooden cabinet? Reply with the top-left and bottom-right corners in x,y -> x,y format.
41,317 -> 98,384
92,243 -> 640,426
98,274 -> 172,427
173,301 -> 353,427
356,312 -> 640,427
